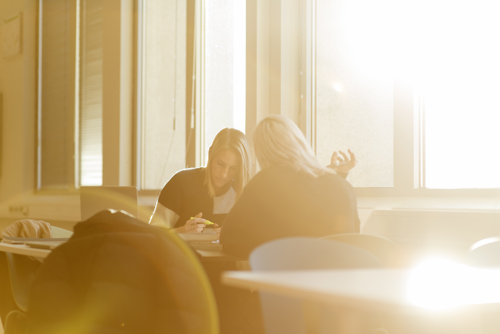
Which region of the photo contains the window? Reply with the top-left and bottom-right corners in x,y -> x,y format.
138,0 -> 246,189
139,0 -> 187,190
38,0 -> 132,191
79,0 -> 104,186
312,0 -> 500,192
202,0 -> 246,163
415,0 -> 500,189
315,0 -> 394,188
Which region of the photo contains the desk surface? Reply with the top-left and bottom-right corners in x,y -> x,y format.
0,242 -> 52,258
222,267 -> 500,315
0,238 -> 236,262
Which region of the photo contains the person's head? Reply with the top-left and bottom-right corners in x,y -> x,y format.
253,115 -> 331,177
205,128 -> 252,198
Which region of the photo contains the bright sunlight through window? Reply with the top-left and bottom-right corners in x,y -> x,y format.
318,0 -> 500,189
407,257 -> 500,310
409,0 -> 500,188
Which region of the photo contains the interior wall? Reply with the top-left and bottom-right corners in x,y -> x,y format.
0,0 -> 38,207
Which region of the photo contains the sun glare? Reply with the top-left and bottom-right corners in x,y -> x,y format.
407,257 -> 500,311
349,0 -> 500,189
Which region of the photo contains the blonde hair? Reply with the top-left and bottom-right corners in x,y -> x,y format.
253,115 -> 333,178
205,128 -> 252,198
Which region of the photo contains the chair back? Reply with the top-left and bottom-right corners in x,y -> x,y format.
320,233 -> 399,267
250,237 -> 381,271
5,253 -> 41,313
249,237 -> 381,334
466,237 -> 500,267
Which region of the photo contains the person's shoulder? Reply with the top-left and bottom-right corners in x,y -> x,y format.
177,166 -> 204,176
160,167 -> 205,190
169,167 -> 204,181
320,171 -> 354,189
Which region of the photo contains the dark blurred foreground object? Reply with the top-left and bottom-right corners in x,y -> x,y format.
25,210 -> 218,334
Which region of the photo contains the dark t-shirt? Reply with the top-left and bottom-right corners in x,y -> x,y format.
220,166 -> 360,258
157,168 -> 231,228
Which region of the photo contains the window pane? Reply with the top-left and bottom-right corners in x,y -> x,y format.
141,0 -> 186,190
79,0 -> 103,186
316,0 -> 394,187
204,0 -> 246,162
421,0 -> 500,188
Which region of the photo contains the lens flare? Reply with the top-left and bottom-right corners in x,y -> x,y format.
407,257 -> 500,311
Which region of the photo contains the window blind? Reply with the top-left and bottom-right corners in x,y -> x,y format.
79,0 -> 103,186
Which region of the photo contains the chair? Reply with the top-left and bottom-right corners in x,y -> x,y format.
465,237 -> 500,267
463,237 -> 500,334
1,220 -> 68,333
320,233 -> 400,267
3,253 -> 41,334
249,237 -> 381,334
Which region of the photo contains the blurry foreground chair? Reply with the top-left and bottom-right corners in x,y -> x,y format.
465,237 -> 500,267
249,237 -> 381,334
320,233 -> 400,267
465,237 -> 500,334
3,253 -> 40,334
1,219 -> 72,333
25,210 -> 219,334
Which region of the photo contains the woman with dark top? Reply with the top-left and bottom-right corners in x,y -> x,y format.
149,128 -> 252,232
220,114 -> 360,259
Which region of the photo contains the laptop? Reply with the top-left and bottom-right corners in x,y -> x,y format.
80,186 -> 138,221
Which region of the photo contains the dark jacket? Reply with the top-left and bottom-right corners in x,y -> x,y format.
26,210 -> 218,334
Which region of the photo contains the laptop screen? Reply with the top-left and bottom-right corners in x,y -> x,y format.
80,186 -> 138,221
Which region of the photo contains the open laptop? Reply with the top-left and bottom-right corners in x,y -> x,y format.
80,186 -> 138,221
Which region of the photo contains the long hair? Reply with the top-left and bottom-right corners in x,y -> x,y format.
204,128 -> 252,198
253,115 -> 333,178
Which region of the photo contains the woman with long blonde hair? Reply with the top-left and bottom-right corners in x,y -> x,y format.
220,115 -> 360,258
149,128 -> 252,232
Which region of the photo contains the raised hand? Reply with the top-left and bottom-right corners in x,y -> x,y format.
329,149 -> 357,174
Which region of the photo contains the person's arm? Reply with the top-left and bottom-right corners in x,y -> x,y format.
149,171 -> 184,229
149,202 -> 179,228
328,149 -> 357,178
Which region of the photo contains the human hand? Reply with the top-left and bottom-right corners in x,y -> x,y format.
329,149 -> 357,174
183,212 -> 206,233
